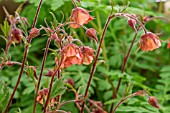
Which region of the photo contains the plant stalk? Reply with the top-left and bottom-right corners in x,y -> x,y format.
80,14 -> 114,113
110,29 -> 139,113
33,38 -> 51,113
4,0 -> 43,112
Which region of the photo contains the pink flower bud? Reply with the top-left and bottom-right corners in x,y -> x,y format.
148,96 -> 160,109
139,32 -> 161,52
45,70 -> 54,77
11,28 -> 22,43
128,19 -> 136,31
5,61 -> 15,67
28,28 -> 40,39
143,16 -> 150,22
70,7 -> 94,28
85,28 -> 98,43
50,34 -> 57,40
66,78 -> 75,86
135,90 -> 147,96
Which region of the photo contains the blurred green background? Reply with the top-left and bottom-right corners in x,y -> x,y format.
0,0 -> 170,113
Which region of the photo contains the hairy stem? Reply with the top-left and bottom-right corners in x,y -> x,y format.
33,38 -> 51,113
43,58 -> 63,113
4,0 -> 43,112
110,29 -> 139,113
112,93 -> 136,113
80,15 -> 114,113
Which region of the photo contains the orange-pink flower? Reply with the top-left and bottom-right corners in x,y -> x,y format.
70,7 -> 94,28
36,88 -> 56,106
139,32 -> 161,52
81,46 -> 94,65
56,43 -> 83,68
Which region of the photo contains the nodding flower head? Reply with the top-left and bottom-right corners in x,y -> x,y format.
139,32 -> 161,52
148,96 -> 160,109
85,28 -> 98,43
70,7 -> 94,28
56,43 -> 83,68
11,28 -> 22,43
81,46 -> 94,65
28,28 -> 40,39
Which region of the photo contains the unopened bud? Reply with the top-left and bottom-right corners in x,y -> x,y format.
11,28 -> 22,43
128,19 -> 136,31
85,28 -> 98,43
143,16 -> 150,22
66,78 -> 75,86
148,96 -> 160,109
45,70 -> 54,77
50,34 -> 57,40
5,61 -> 15,67
28,28 -> 40,39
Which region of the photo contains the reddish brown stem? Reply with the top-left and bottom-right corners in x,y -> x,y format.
33,38 -> 51,113
110,29 -> 139,113
4,0 -> 43,112
80,15 -> 114,113
32,0 -> 43,28
43,58 -> 63,113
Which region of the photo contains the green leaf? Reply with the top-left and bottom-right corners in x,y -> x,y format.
51,0 -> 66,11
50,78 -> 66,99
0,80 -> 10,112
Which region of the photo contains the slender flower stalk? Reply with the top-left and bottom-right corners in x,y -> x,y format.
33,38 -> 51,113
43,57 -> 63,113
112,93 -> 137,113
80,14 -> 114,113
110,28 -> 140,113
4,0 -> 43,112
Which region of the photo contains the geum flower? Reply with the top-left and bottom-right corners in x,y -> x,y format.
36,88 -> 56,106
70,7 -> 94,28
55,43 -> 83,68
139,32 -> 161,52
55,44 -> 94,68
81,46 -> 94,65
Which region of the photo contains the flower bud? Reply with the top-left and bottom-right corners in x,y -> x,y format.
66,78 -> 75,86
148,96 -> 160,109
128,19 -> 136,31
11,28 -> 22,43
50,34 -> 57,40
143,16 -> 150,23
28,28 -> 40,39
5,61 -> 15,67
135,90 -> 147,96
85,28 -> 98,43
45,70 -> 54,77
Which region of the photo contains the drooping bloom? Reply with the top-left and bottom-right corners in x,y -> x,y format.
139,32 -> 161,52
11,28 -> 22,43
85,28 -> 98,43
70,7 -> 94,28
36,88 -> 56,106
56,43 -> 83,68
148,96 -> 160,109
81,46 -> 94,65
